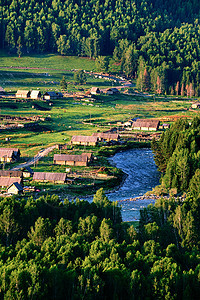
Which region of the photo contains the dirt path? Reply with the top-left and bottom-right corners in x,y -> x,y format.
11,145 -> 56,171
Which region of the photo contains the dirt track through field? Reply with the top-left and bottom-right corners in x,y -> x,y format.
10,145 -> 56,171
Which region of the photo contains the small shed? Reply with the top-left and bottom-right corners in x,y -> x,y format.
21,166 -> 34,177
71,135 -> 98,146
30,90 -> 42,99
43,92 -> 58,100
90,87 -> 101,95
7,182 -> 23,195
16,90 -> 31,98
33,172 -> 67,184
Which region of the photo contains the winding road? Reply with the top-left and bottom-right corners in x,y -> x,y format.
11,145 -> 56,171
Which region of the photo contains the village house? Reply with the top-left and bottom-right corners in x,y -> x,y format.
54,153 -> 92,167
106,88 -> 120,95
30,90 -> 42,99
0,148 -> 20,162
191,103 -> 200,109
33,172 -> 67,184
92,132 -> 119,142
7,182 -> 23,195
16,90 -> 31,98
90,87 -> 101,95
71,135 -> 98,146
132,119 -> 160,131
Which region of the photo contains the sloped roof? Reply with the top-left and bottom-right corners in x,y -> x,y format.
0,148 -> 20,158
92,132 -> 119,140
30,90 -> 41,98
33,172 -> 67,182
0,170 -> 23,178
16,90 -> 30,97
7,182 -> 23,191
132,119 -> 160,128
44,92 -> 57,97
0,177 -> 22,187
54,154 -> 88,162
71,135 -> 98,143
90,87 -> 100,93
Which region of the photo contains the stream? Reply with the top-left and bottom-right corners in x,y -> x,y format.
107,148 -> 160,222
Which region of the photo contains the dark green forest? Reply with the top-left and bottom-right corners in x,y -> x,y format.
152,117 -> 200,194
0,187 -> 200,299
1,0 -> 200,93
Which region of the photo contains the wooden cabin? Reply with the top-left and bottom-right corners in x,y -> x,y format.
30,90 -> 42,99
71,135 -> 98,146
43,92 -> 58,100
0,170 -> 22,178
92,132 -> 119,142
7,182 -> 23,195
132,119 -> 160,131
33,172 -> 67,184
0,148 -> 20,162
54,153 -> 92,167
90,87 -> 101,95
16,90 -> 31,98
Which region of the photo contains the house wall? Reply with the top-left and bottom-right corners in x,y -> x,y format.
7,186 -> 19,194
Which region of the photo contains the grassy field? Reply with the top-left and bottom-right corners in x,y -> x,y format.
0,52 -> 200,196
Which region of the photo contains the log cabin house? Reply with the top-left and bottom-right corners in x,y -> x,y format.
33,172 -> 67,184
0,148 -> 20,162
90,87 -> 101,95
54,153 -> 92,167
7,182 -> 23,195
71,135 -> 98,146
92,132 -> 119,142
0,170 -> 23,178
132,119 -> 160,131
30,90 -> 42,99
16,90 -> 31,98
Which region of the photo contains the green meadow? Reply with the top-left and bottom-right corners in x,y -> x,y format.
0,52 -> 199,158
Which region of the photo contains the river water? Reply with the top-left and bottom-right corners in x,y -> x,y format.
107,148 -> 160,222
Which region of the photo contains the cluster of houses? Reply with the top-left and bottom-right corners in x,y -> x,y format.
16,90 -> 63,100
118,119 -> 170,131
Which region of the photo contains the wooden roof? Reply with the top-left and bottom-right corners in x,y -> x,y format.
90,87 -> 100,93
30,90 -> 41,97
16,90 -> 30,96
71,135 -> 98,143
0,148 -> 20,158
7,182 -> 23,191
0,170 -> 23,178
0,177 -> 22,187
44,92 -> 57,97
92,132 -> 119,140
132,119 -> 160,128
54,154 -> 88,162
33,172 -> 67,182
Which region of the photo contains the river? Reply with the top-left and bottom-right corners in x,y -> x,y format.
107,148 -> 160,222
